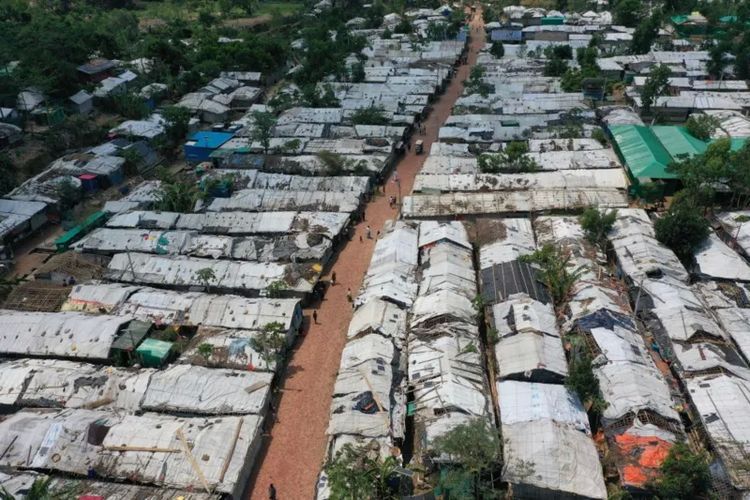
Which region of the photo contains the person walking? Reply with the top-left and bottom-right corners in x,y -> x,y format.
366,225 -> 372,239
312,310 -> 318,324
331,271 -> 337,286
269,483 -> 277,500
346,288 -> 353,303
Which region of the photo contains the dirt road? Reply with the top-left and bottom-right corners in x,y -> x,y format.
248,12 -> 485,500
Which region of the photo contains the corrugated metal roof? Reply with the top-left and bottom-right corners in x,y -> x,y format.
480,261 -> 550,306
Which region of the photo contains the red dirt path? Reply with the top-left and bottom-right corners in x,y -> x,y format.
248,13 -> 486,499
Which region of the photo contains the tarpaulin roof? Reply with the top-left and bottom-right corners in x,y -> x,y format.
613,430 -> 673,488
651,126 -> 707,159
609,125 -> 676,180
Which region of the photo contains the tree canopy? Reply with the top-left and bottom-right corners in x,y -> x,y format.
631,11 -> 662,55
641,64 -> 671,115
324,443 -> 402,499
431,419 -> 502,498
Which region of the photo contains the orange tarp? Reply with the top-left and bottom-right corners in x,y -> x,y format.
613,432 -> 673,487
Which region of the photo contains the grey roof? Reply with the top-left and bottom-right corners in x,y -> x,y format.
106,252 -> 316,294
106,210 -> 350,239
498,373 -> 605,500
402,189 -> 628,217
69,90 -> 93,104
0,310 -> 131,359
0,409 -> 262,497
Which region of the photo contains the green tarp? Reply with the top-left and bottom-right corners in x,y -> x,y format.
609,125 -> 676,180
136,338 -> 173,367
651,126 -> 707,159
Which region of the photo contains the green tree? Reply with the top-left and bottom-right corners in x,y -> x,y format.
521,244 -> 586,309
490,42 -> 504,59
195,267 -> 217,292
728,142 -> 750,208
614,0 -> 642,27
8,477 -> 56,500
154,180 -> 200,213
266,279 -> 287,298
631,11 -> 662,55
161,106 -> 191,145
652,442 -> 711,499
641,64 -> 671,115
543,56 -> 568,77
482,5 -> 496,24
579,208 -> 618,253
251,321 -> 287,367
708,41 -> 731,79
197,342 -> 214,361
592,128 -> 608,146
465,65 -> 492,97
685,114 -> 720,141
351,106 -> 389,125
667,138 -> 732,208
549,45 -> 573,60
654,202 -> 710,265
431,419 -> 502,498
325,443 -> 402,499
316,150 -> 366,175
301,84 -> 340,108
394,17 -> 412,34
56,178 -> 80,210
350,62 -> 366,83
0,154 -> 18,196
566,348 -> 606,416
113,92 -> 149,120
250,111 -> 277,154
477,142 -> 539,174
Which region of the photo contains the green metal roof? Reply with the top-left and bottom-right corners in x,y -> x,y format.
651,126 -> 707,159
610,125 -> 676,180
